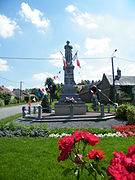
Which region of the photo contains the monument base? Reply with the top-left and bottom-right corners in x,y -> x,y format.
55,103 -> 87,115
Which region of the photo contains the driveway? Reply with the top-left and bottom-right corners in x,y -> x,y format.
0,103 -> 38,120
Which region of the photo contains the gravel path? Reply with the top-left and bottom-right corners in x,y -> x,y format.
15,118 -> 127,129
47,118 -> 126,129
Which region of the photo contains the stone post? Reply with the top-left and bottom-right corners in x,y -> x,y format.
38,106 -> 42,119
33,106 -> 36,114
22,106 -> 26,118
100,104 -> 104,117
107,104 -> 110,113
28,106 -> 31,115
70,104 -> 73,118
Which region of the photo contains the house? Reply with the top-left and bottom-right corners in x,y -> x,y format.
79,71 -> 135,104
0,85 -> 16,100
79,81 -> 101,103
13,89 -> 37,102
98,73 -> 135,104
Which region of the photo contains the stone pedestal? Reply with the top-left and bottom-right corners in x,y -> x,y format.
55,103 -> 87,115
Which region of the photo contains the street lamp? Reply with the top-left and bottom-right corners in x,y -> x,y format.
111,49 -> 117,102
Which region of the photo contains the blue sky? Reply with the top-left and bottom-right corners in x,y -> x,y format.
0,0 -> 135,90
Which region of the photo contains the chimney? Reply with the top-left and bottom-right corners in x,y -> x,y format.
117,68 -> 121,79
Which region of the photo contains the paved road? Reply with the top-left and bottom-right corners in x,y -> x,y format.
0,103 -> 38,120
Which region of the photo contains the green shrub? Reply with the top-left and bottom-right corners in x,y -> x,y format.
116,104 -> 129,120
116,104 -> 135,124
0,99 -> 4,106
127,106 -> 135,124
10,98 -> 17,104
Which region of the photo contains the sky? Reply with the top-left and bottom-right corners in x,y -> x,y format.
0,0 -> 135,91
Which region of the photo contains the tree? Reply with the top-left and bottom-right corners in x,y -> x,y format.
45,77 -> 57,103
41,95 -> 50,113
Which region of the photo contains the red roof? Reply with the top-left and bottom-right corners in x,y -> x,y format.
0,86 -> 16,96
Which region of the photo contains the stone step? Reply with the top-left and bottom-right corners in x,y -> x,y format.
19,114 -> 115,123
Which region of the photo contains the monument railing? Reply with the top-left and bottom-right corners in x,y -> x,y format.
22,103 -> 113,120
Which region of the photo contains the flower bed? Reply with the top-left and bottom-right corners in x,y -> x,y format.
112,125 -> 135,137
57,130 -> 135,179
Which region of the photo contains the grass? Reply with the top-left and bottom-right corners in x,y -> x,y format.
0,136 -> 134,180
51,99 -> 58,110
0,113 -> 22,126
87,103 -> 115,113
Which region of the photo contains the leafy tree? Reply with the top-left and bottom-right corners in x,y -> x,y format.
3,93 -> 11,105
45,77 -> 57,103
41,95 -> 50,113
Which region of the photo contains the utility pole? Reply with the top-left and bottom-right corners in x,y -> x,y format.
111,49 -> 117,103
20,81 -> 23,103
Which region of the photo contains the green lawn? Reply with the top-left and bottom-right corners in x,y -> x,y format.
0,114 -> 22,125
0,136 -> 134,180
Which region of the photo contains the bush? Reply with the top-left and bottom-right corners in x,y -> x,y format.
0,99 -> 4,106
127,106 -> 135,125
41,95 -> 51,113
116,104 -> 135,124
10,98 -> 17,104
116,104 -> 129,120
3,93 -> 11,105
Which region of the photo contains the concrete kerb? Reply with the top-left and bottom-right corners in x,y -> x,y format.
18,113 -> 116,123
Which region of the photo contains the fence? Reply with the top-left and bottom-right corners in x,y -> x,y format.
22,104 -> 113,120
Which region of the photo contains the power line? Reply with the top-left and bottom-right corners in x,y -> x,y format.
116,57 -> 135,63
0,56 -> 135,62
0,76 -> 19,84
0,56 -> 110,61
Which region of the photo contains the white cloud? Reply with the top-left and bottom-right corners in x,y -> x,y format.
65,5 -> 76,13
85,37 -> 111,56
50,51 -> 63,67
74,43 -> 80,50
0,59 -> 9,71
33,72 -> 53,81
65,4 -> 103,29
20,2 -> 50,32
0,14 -> 17,38
7,86 -> 14,91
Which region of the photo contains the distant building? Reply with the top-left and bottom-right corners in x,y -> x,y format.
98,74 -> 135,104
13,89 -> 37,102
79,74 -> 135,105
0,85 -> 16,100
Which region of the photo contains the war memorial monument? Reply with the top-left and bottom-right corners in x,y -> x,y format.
55,41 -> 87,115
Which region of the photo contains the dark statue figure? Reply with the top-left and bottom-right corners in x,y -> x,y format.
64,41 -> 73,65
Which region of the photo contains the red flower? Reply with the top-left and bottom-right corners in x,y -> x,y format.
72,131 -> 84,142
127,144 -> 135,157
57,150 -> 68,162
58,136 -> 74,153
108,164 -> 129,180
87,149 -> 105,160
83,132 -> 99,146
108,145 -> 135,180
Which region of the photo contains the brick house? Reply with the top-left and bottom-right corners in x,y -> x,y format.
0,85 -> 16,100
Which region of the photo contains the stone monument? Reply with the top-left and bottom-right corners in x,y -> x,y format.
55,41 -> 87,115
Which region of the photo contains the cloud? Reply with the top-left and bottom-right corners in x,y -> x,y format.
49,51 -> 63,67
7,86 -> 15,91
74,43 -> 80,50
20,2 -> 50,32
0,14 -> 17,38
0,59 -> 9,71
33,72 -> 53,82
65,5 -> 76,13
84,37 -> 111,56
65,4 -> 103,29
